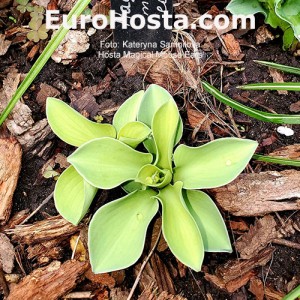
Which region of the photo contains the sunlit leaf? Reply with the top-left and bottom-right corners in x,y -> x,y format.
68,137 -> 153,189
118,121 -> 151,148
89,189 -> 159,273
156,182 -> 204,271
137,84 -> 183,153
113,91 -> 144,132
54,166 -> 97,225
226,0 -> 267,16
275,0 -> 300,41
173,138 -> 258,189
183,190 -> 232,252
136,164 -> 172,188
152,102 -> 180,171
46,98 -> 116,147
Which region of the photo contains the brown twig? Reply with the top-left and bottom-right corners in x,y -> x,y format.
19,192 -> 54,225
273,239 -> 300,250
127,227 -> 162,300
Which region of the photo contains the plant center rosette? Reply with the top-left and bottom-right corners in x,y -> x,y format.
46,84 -> 258,273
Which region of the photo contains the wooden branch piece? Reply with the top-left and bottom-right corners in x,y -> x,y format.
7,260 -> 89,300
210,170 -> 300,216
0,137 -> 22,225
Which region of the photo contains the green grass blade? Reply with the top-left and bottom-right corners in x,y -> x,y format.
0,0 -> 91,126
282,284 -> 300,300
253,154 -> 300,167
254,60 -> 300,76
202,81 -> 300,124
238,82 -> 300,91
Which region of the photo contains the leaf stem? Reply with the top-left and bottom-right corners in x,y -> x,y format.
253,154 -> 300,167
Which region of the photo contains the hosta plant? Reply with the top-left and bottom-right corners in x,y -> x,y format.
46,84 -> 258,273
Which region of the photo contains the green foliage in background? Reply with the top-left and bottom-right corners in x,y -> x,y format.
226,0 -> 300,50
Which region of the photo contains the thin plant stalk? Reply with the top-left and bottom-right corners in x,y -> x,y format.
238,82 -> 300,91
202,81 -> 300,125
0,0 -> 91,126
254,60 -> 300,76
253,154 -> 300,167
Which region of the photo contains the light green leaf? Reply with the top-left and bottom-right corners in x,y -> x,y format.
46,98 -> 116,147
138,84 -> 174,127
183,190 -> 232,252
113,91 -> 144,132
156,182 -> 204,271
173,138 -> 258,189
122,181 -> 144,193
226,0 -> 267,17
137,84 -> 183,153
54,166 -> 97,225
275,0 -> 300,41
153,102 -> 180,171
89,189 -> 159,273
136,164 -> 172,188
118,121 -> 151,148
68,137 -> 153,189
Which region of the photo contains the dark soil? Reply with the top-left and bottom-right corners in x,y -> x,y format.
1,5 -> 299,300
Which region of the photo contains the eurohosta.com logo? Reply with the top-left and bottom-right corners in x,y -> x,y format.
46,10 -> 256,31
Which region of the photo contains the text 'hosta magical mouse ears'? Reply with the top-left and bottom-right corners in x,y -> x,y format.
46,84 -> 258,273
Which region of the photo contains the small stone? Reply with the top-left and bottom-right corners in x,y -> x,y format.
277,126 -> 294,137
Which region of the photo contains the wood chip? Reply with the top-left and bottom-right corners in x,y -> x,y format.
0,34 -> 11,56
249,277 -> 265,300
16,118 -> 53,153
51,30 -> 90,64
290,101 -> 300,113
229,220 -> 249,233
269,144 -> 300,160
150,253 -> 175,294
138,283 -> 187,300
69,90 -> 100,118
85,268 -> 115,288
256,25 -> 275,45
36,83 -> 60,111
27,238 -> 64,264
187,108 -> 212,131
235,215 -> 277,259
222,34 -> 244,61
135,253 -> 175,296
7,260 -> 89,300
0,137 -> 22,225
204,247 -> 274,293
150,218 -> 168,252
0,233 -> 15,273
264,286 -> 285,300
120,52 -> 198,93
110,288 -> 129,300
0,68 -> 21,112
6,102 -> 34,136
210,170 -> 300,216
6,215 -> 80,245
269,68 -> 287,95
